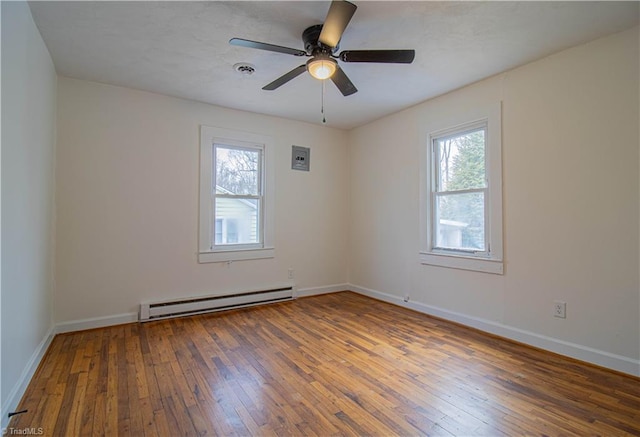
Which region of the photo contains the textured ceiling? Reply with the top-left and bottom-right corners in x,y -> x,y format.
29,1 -> 639,130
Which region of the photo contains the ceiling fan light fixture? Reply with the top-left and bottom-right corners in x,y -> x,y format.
307,57 -> 337,80
230,0 -> 415,96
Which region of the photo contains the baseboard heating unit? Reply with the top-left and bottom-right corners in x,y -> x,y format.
139,286 -> 295,322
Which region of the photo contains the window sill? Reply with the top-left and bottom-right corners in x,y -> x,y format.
420,251 -> 503,275
199,247 -> 275,263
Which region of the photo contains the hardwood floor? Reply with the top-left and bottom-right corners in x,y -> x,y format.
9,292 -> 640,436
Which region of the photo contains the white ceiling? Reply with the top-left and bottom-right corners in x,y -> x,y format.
29,1 -> 639,130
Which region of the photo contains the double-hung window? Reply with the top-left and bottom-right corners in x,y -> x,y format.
213,143 -> 261,247
420,103 -> 503,274
199,126 -> 274,263
433,123 -> 488,254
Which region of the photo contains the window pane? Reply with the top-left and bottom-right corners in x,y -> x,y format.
215,146 -> 260,195
435,192 -> 485,251
436,129 -> 486,191
214,198 -> 259,245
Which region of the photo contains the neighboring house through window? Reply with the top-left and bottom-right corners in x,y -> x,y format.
199,126 -> 274,262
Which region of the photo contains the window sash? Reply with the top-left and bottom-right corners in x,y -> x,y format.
434,126 -> 487,193
432,189 -> 488,255
214,143 -> 262,196
430,122 -> 489,257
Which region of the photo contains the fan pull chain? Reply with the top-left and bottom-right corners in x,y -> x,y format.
321,79 -> 326,124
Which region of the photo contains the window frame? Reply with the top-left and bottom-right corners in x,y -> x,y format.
432,122 -> 489,255
199,126 -> 275,263
420,102 -> 503,274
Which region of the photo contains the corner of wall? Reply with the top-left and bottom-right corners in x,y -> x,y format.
1,1 -> 57,428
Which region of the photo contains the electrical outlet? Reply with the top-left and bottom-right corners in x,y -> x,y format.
403,295 -> 410,303
553,301 -> 566,318
288,268 -> 294,280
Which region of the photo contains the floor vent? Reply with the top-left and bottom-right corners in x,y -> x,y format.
139,286 -> 295,322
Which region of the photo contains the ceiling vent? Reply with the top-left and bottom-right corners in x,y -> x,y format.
233,62 -> 256,76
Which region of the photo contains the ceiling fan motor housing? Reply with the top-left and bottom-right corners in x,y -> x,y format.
303,24 -> 339,54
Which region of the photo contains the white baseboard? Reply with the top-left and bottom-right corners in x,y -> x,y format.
349,284 -> 640,377
54,283 -> 349,334
54,312 -> 138,334
1,327 -> 55,430
296,283 -> 349,298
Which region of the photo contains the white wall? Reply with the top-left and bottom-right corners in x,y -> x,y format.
1,1 -> 57,423
55,78 -> 349,325
348,27 -> 640,375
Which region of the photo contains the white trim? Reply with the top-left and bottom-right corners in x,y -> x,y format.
296,283 -> 349,298
419,251 -> 503,274
1,327 -> 55,430
348,284 -> 640,377
54,312 -> 138,334
198,247 -> 275,263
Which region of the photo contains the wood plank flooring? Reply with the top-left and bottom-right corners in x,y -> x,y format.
9,291 -> 640,436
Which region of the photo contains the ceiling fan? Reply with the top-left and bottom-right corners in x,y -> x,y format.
229,0 -> 415,96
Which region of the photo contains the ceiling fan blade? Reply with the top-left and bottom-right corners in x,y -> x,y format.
330,66 -> 357,96
318,0 -> 357,49
339,49 -> 415,63
262,65 -> 308,90
229,38 -> 306,57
